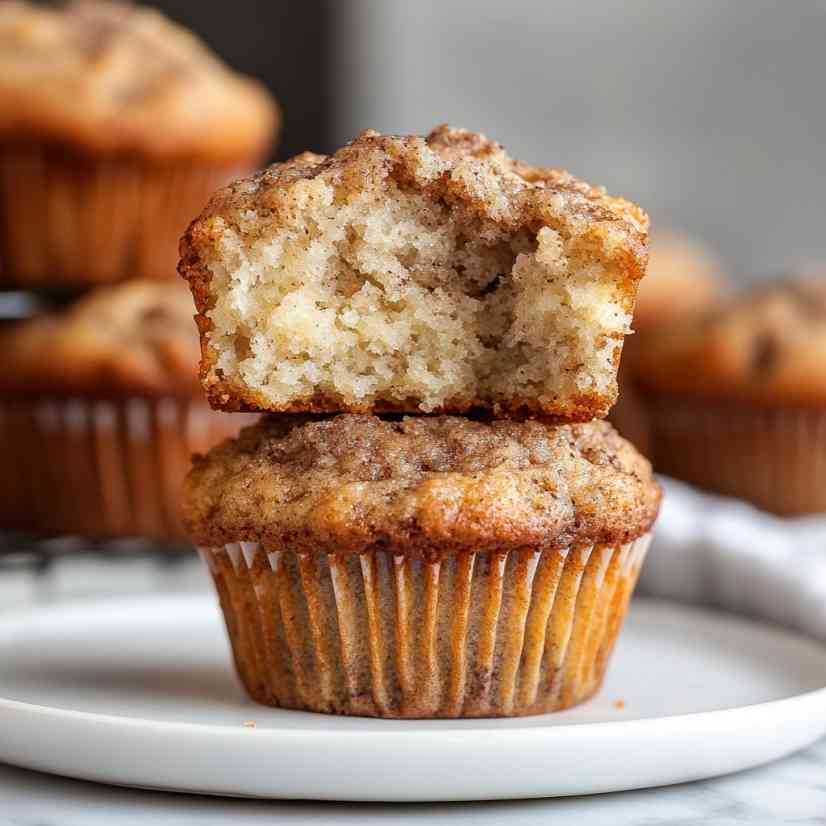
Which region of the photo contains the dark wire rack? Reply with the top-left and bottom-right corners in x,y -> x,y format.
0,533 -> 194,576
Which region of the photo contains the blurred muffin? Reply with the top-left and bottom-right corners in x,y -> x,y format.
631,273 -> 826,515
611,232 -> 727,453
0,280 -> 256,540
0,0 -> 278,287
180,125 -> 649,421
633,232 -> 727,332
183,414 -> 661,718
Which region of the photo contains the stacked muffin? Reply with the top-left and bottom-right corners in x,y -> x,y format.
0,0 -> 277,541
179,126 -> 662,718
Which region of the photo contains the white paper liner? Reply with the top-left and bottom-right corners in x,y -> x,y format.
201,535 -> 651,719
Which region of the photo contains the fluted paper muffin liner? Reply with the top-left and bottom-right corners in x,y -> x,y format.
200,536 -> 651,718
645,395 -> 826,516
0,142 -> 251,286
0,397 -> 255,541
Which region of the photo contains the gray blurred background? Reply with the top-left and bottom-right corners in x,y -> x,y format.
161,0 -> 826,283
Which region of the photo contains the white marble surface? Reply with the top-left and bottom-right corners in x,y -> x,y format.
1,741 -> 826,825
1,551 -> 825,825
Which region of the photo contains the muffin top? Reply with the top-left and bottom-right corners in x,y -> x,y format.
632,232 -> 727,331
0,0 -> 277,160
632,274 -> 826,406
0,280 -> 203,398
182,415 -> 661,556
186,125 -> 649,242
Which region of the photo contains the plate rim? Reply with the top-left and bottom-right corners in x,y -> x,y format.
2,593 -> 826,800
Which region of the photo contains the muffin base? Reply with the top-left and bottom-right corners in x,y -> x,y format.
0,142 -> 251,286
0,397 -> 255,541
200,536 -> 651,718
645,395 -> 826,515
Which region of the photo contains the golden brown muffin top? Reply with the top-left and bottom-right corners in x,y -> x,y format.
633,232 -> 727,331
632,273 -> 826,406
182,415 -> 661,556
0,0 -> 277,161
0,280 -> 203,398
184,125 -> 648,258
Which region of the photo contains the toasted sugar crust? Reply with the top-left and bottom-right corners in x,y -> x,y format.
0,280 -> 202,398
186,128 -> 648,237
633,273 -> 826,406
181,414 -> 661,556
180,126 -> 649,418
0,0 -> 277,161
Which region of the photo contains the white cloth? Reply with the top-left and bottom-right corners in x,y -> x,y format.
639,477 -> 826,641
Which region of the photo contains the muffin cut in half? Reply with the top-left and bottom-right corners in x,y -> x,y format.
180,126 -> 649,420
183,414 -> 661,718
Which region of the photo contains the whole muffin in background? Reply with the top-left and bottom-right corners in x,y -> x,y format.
180,125 -> 649,422
631,273 -> 826,515
611,232 -> 728,454
0,0 -> 278,287
182,414 -> 661,718
0,280 -> 256,541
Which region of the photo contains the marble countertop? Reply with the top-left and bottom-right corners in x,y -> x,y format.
1,551 -> 824,825
2,741 -> 825,825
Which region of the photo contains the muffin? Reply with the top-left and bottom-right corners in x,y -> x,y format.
631,274 -> 826,515
632,232 -> 727,332
0,0 -> 278,287
611,232 -> 727,453
180,125 -> 649,421
182,414 -> 661,718
0,280 -> 256,540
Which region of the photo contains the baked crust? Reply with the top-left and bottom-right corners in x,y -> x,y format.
0,0 -> 277,161
0,280 -> 203,398
181,414 -> 662,556
180,126 -> 649,418
632,274 -> 826,407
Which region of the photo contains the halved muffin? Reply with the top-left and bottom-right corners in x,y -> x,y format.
180,126 -> 649,421
183,414 -> 661,718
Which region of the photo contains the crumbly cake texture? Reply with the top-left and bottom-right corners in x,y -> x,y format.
180,126 -> 649,419
632,274 -> 826,406
182,414 -> 661,556
0,280 -> 203,397
632,232 -> 726,331
0,0 -> 277,160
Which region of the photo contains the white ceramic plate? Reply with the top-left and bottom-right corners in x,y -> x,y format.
0,594 -> 825,802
